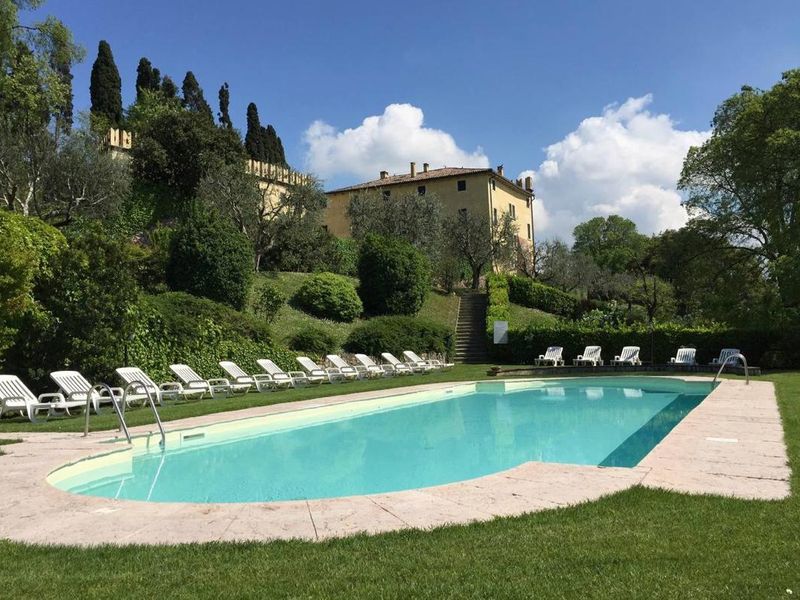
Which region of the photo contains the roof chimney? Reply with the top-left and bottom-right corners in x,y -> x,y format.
497,165 -> 504,177
524,176 -> 533,191
423,162 -> 429,173
516,178 -> 523,187
410,162 -> 416,177
380,170 -> 388,180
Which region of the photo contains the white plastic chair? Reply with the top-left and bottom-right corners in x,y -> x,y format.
296,357 -> 343,383
611,346 -> 641,366
325,355 -> 364,379
256,359 -> 306,387
169,364 -> 240,398
50,370 -> 124,414
382,352 -> 425,374
353,354 -> 393,377
0,375 -> 64,423
403,350 -> 454,370
670,347 -> 697,365
534,346 -> 564,366
573,346 -> 603,366
219,361 -> 276,392
115,367 -> 188,406
710,348 -> 741,366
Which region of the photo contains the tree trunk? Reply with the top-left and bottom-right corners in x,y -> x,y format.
471,266 -> 481,290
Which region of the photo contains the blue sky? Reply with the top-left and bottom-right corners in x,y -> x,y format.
29,0 -> 800,238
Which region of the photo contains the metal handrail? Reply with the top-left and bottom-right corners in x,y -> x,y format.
713,353 -> 750,385
122,380 -> 166,447
83,383 -> 131,443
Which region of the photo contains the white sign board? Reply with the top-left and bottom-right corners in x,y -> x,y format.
493,320 -> 508,344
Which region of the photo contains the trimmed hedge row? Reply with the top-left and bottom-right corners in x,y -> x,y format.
489,321 -> 800,368
508,275 -> 579,317
485,273 -> 510,336
344,316 -> 455,359
128,292 -> 296,382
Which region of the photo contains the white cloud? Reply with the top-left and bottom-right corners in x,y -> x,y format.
303,103 -> 489,182
520,94 -> 710,240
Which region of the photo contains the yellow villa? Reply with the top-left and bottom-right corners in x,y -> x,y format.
324,162 -> 534,243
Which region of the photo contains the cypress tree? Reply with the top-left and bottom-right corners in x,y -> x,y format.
152,67 -> 161,90
135,57 -> 155,100
53,58 -> 74,137
245,102 -> 265,161
89,40 -> 123,127
181,71 -> 214,123
161,76 -> 178,99
259,125 -> 271,162
218,82 -> 232,128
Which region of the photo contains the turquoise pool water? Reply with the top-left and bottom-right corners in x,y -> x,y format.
50,377 -> 713,503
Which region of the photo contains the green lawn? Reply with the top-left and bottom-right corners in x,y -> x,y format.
1,372 -> 797,598
252,272 -> 460,349
509,301 -> 560,328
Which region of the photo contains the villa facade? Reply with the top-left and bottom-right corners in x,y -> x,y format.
324,163 -> 535,243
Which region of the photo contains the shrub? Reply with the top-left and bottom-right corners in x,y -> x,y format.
358,235 -> 430,316
344,316 -> 454,358
287,325 -> 339,357
508,276 -> 579,318
166,210 -> 254,310
325,237 -> 359,276
485,273 -> 510,335
293,272 -> 362,322
128,292 -> 295,383
7,223 -> 139,387
253,283 -> 285,323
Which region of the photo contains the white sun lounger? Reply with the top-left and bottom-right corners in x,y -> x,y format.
0,375 -> 68,423
403,350 -> 454,371
534,346 -> 564,366
670,347 -> 697,365
50,370 -> 124,414
383,352 -> 427,373
115,367 -> 191,406
611,346 -> 641,366
296,357 -> 344,383
573,346 -> 603,366
170,364 -> 244,398
256,359 -> 307,387
710,348 -> 742,366
325,355 -> 364,379
219,361 -> 276,392
353,354 -> 393,377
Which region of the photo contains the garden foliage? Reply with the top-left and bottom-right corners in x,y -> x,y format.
293,272 -> 362,322
344,316 -> 454,358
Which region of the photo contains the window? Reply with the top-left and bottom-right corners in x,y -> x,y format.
417,185 -> 426,196
491,179 -> 496,190
492,208 -> 498,225
322,225 -> 329,232
457,179 -> 466,191
509,203 -> 516,218
382,190 -> 391,198
526,224 -> 531,240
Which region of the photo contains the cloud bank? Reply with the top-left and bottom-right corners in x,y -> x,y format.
304,103 -> 489,182
520,95 -> 710,240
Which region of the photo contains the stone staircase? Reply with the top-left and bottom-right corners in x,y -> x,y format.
455,292 -> 488,363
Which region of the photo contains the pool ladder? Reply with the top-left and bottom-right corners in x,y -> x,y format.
82,380 -> 166,446
712,353 -> 750,385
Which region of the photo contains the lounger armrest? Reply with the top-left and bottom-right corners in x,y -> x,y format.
207,378 -> 231,387
670,357 -> 676,363
614,355 -> 620,360
538,354 -> 546,359
576,355 -> 584,360
1,395 -> 27,405
37,392 -> 66,403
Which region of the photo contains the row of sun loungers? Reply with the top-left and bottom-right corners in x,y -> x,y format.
534,346 -> 743,368
0,351 -> 454,423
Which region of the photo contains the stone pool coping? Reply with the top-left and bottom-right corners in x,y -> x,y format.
0,377 -> 790,546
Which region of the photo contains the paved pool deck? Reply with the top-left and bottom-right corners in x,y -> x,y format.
0,377 -> 790,546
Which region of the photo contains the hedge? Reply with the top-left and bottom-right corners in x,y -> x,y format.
128,292 -> 295,382
489,321 -> 800,368
485,274 -> 510,336
287,325 -> 339,358
344,316 -> 455,359
508,276 -> 579,317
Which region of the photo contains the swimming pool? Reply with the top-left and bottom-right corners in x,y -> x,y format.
48,377 -> 713,503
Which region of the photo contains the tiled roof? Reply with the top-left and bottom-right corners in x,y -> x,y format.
326,167 -> 493,193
